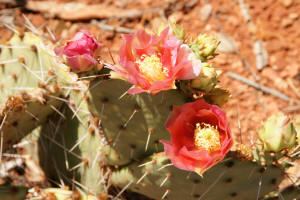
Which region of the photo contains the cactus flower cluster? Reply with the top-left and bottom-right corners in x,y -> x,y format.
1,21 -> 299,200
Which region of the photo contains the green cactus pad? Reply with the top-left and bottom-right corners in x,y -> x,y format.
0,33 -> 63,150
88,79 -> 189,166
111,152 -> 283,200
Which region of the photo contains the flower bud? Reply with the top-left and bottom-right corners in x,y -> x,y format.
190,63 -> 218,92
190,34 -> 219,61
55,30 -> 102,72
258,113 -> 297,152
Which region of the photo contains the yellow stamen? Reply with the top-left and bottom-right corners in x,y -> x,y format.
136,54 -> 168,83
194,123 -> 221,153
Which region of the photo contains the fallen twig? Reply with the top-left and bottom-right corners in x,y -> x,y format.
25,1 -> 162,21
227,72 -> 290,102
91,20 -> 135,34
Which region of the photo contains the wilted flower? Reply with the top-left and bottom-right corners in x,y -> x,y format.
160,99 -> 232,175
55,30 -> 102,71
107,27 -> 202,94
258,113 -> 297,152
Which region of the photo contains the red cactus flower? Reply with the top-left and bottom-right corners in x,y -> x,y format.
55,30 -> 102,71
160,99 -> 232,175
107,27 -> 201,94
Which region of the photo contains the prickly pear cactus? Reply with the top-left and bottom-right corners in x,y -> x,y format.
88,79 -> 189,165
0,33 -> 62,150
110,152 -> 284,200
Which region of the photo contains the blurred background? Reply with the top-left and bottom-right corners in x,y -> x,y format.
0,0 -> 300,198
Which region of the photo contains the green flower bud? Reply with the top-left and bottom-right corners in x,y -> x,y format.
293,116 -> 300,144
190,34 -> 219,62
258,114 -> 297,152
191,63 -> 218,92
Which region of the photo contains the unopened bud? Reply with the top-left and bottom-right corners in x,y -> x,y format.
190,34 -> 219,61
258,114 -> 297,152
191,63 -> 218,92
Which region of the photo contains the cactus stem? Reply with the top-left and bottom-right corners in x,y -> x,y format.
161,189 -> 170,199
137,170 -> 149,184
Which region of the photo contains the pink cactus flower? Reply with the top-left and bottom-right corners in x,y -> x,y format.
55,30 -> 102,71
160,99 -> 233,175
107,27 -> 202,94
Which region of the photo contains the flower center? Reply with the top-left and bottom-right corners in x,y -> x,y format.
194,123 -> 221,153
136,54 -> 168,83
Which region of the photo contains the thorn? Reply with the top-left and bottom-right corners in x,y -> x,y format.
25,110 -> 40,121
256,175 -> 262,200
78,74 -> 110,80
20,62 -> 43,82
50,105 -> 66,119
69,161 -> 86,171
1,153 -> 29,158
36,46 -> 45,82
52,157 -> 65,187
158,163 -> 173,171
46,26 -> 56,41
42,133 -> 83,160
186,171 -> 192,179
23,14 -> 41,36
47,95 -> 69,103
4,23 -> 19,35
113,180 -> 133,200
161,189 -> 170,199
69,132 -> 89,152
67,103 -> 85,126
112,130 -> 121,147
160,173 -> 171,187
137,170 -> 149,184
0,45 -> 28,49
92,147 -> 101,169
138,160 -> 154,168
61,134 -> 69,170
13,140 -> 30,148
0,131 -> 3,162
124,109 -> 137,127
0,59 -> 18,64
145,128 -> 153,152
198,170 -> 226,200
